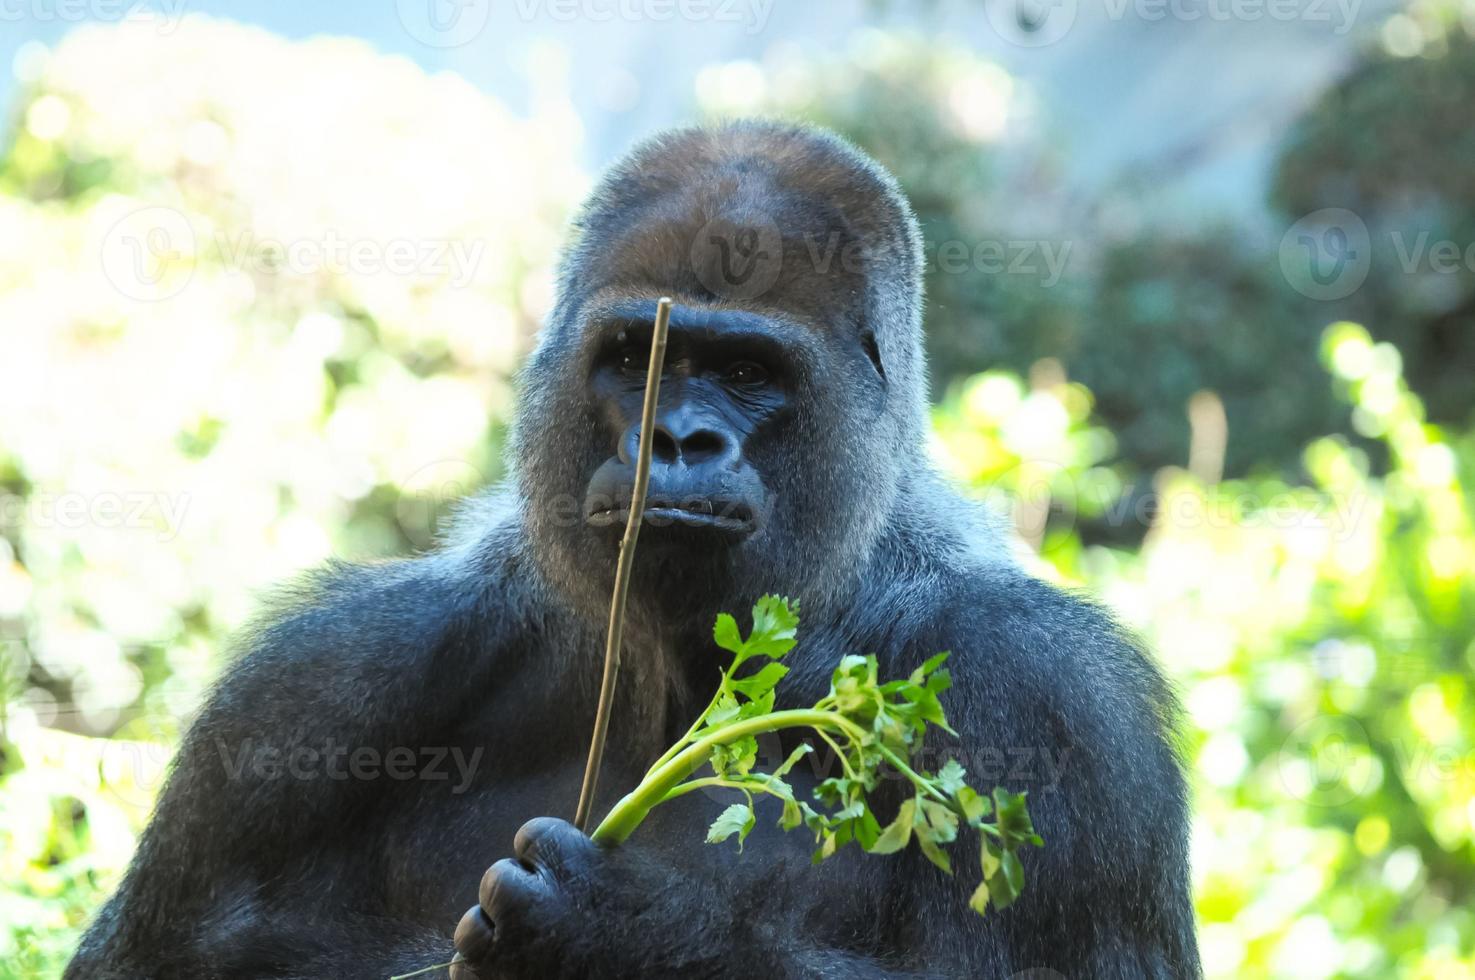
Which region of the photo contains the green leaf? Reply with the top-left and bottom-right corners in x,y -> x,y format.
736,689 -> 776,719
912,651 -> 950,682
868,798 -> 916,854
705,692 -> 740,727
920,800 -> 960,845
730,662 -> 789,701
713,613 -> 743,655
812,836 -> 833,865
747,595 -> 800,658
771,742 -> 814,780
757,775 -> 795,802
815,777 -> 852,807
981,836 -> 1002,879
815,822 -> 850,863
916,827 -> 953,873
925,668 -> 953,695
968,880 -> 991,916
711,734 -> 759,778
987,849 -> 1026,910
994,788 -> 1044,847
936,759 -> 968,795
706,803 -> 756,848
955,786 -> 990,824
914,802 -> 953,873
908,688 -> 954,734
852,804 -> 883,851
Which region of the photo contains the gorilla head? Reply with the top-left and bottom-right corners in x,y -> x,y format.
514,121 -> 929,627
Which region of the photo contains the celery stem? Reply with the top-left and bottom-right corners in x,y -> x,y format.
591,709 -> 866,845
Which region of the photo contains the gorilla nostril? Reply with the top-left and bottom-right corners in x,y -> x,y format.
651,426 -> 681,463
622,425 -> 680,465
679,430 -> 727,463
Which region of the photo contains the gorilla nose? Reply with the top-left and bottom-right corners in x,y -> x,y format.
620,418 -> 737,467
652,425 -> 729,464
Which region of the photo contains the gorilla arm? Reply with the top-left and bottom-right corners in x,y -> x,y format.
936,569 -> 1202,979
65,544 -> 522,979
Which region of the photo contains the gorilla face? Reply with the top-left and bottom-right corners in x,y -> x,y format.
514,122 -> 927,629
580,302 -> 789,543
528,290 -> 879,627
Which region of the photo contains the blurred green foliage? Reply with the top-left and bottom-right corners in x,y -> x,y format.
1273,6 -> 1475,428
935,320 -> 1475,978
2,14 -> 1474,980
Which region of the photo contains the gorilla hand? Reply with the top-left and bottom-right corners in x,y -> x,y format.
450,817 -> 731,980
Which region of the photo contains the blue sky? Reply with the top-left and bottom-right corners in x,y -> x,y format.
2,0 -> 1399,214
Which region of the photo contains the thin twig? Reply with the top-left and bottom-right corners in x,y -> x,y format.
574,297 -> 672,832
387,959 -> 454,979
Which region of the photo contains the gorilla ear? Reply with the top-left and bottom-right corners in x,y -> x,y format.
860,327 -> 886,381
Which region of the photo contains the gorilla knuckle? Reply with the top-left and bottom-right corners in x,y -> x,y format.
453,904 -> 496,964
479,858 -> 541,918
512,816 -> 585,867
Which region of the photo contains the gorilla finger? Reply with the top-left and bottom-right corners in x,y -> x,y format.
513,816 -> 594,871
453,904 -> 495,963
479,857 -> 547,920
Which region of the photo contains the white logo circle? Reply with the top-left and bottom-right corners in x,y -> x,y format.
985,0 -> 1079,46
395,458 -> 487,547
1277,714 -> 1377,807
1279,208 -> 1371,301
98,715 -> 175,810
690,215 -> 784,302
395,0 -> 491,48
99,205 -> 197,301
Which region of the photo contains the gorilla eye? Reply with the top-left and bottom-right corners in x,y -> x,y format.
723,361 -> 769,387
617,347 -> 647,375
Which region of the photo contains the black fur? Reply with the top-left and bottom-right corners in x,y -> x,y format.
67,121 -> 1201,979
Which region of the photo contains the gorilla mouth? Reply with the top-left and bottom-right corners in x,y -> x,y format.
586,496 -> 756,535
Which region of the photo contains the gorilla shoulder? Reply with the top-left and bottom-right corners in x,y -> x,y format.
199,492 -> 554,737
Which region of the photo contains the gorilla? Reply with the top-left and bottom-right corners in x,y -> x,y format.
68,121 -> 1200,979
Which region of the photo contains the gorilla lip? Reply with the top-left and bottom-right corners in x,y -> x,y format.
586,498 -> 755,534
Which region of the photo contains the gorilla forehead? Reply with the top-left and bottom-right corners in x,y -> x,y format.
578,121 -> 913,244
555,121 -> 922,336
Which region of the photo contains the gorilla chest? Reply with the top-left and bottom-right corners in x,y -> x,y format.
382,686 -> 877,933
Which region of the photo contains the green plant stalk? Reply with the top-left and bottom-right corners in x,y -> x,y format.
643,665 -> 734,777
591,709 -> 866,845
